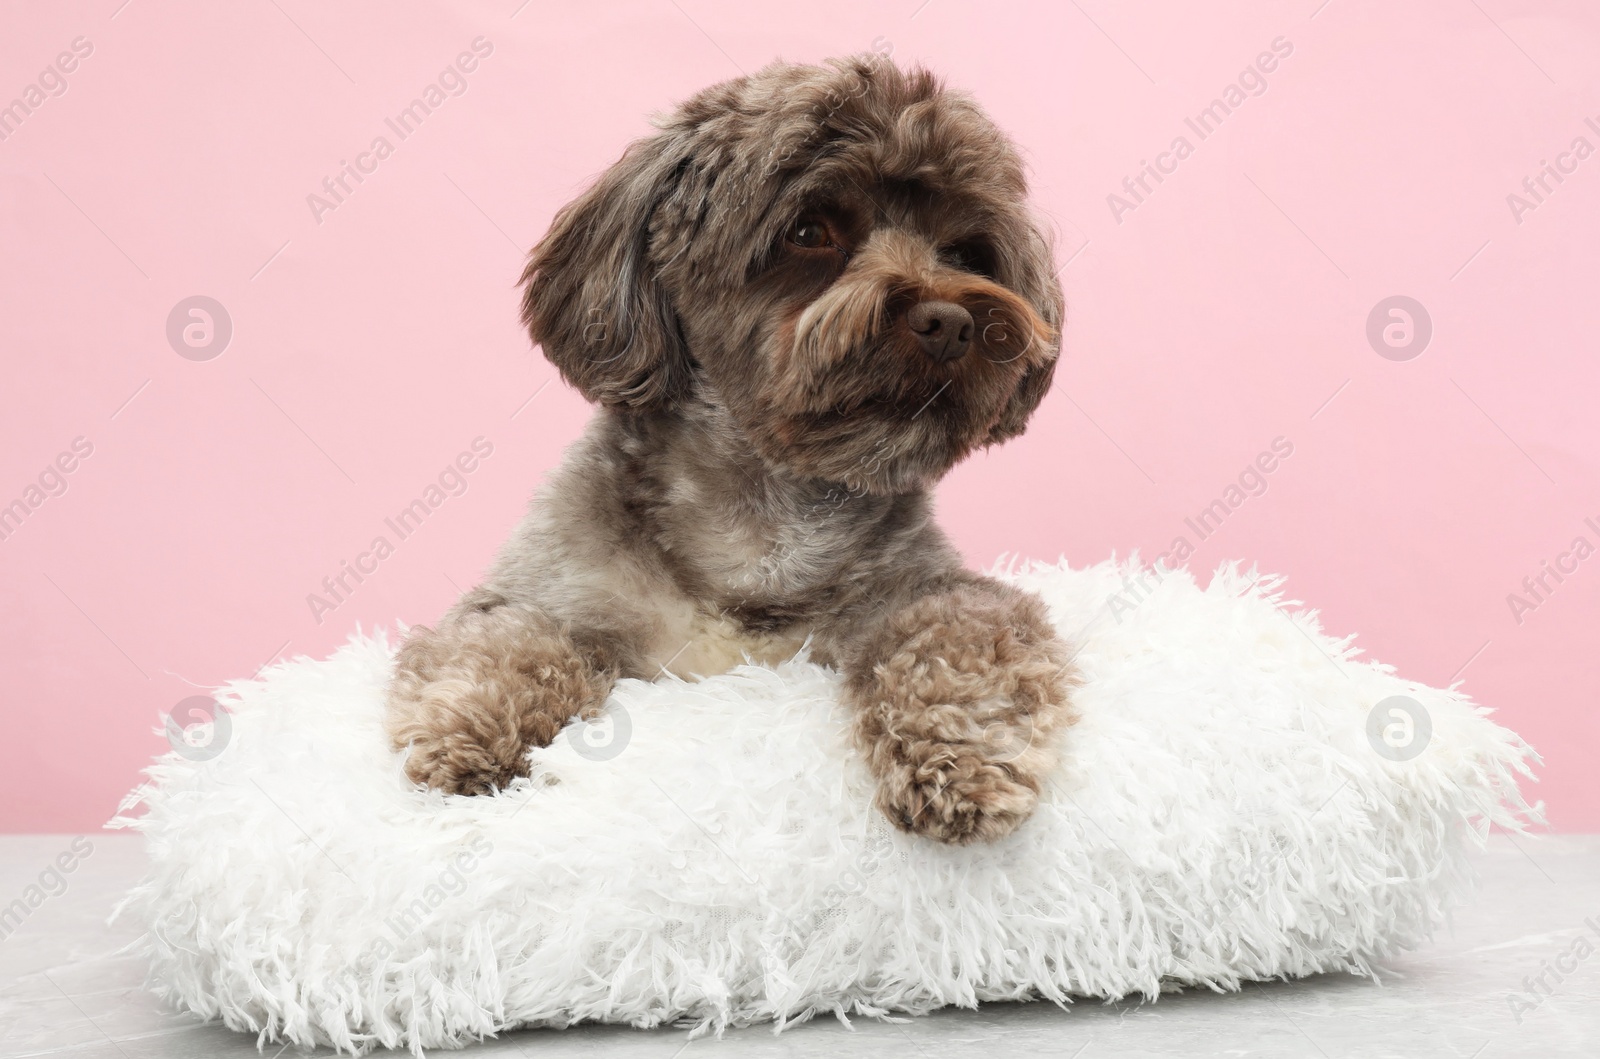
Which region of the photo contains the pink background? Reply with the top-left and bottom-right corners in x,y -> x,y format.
2,1 -> 1596,833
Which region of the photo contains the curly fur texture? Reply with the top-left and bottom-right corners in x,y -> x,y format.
845,580 -> 1077,844
387,55 -> 1074,843
388,597 -> 616,796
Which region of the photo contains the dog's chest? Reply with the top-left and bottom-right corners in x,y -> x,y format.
643,606 -> 811,680
639,498 -> 862,678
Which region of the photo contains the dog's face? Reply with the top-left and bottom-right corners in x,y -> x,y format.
522,56 -> 1063,494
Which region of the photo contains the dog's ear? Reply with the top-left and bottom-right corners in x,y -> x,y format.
986,222 -> 1065,445
520,134 -> 690,408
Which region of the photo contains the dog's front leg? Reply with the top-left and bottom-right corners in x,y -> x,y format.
839,576 -> 1076,845
386,590 -> 620,795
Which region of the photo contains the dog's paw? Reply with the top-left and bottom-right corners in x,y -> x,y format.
846,578 -> 1076,844
385,605 -> 620,797
874,739 -> 1041,845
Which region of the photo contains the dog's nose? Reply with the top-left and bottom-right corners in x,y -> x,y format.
906,301 -> 973,363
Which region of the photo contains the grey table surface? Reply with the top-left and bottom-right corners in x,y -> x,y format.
1,833 -> 1595,1059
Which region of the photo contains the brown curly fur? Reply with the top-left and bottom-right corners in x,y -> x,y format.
843,579 -> 1076,844
386,55 -> 1076,844
388,593 -> 617,795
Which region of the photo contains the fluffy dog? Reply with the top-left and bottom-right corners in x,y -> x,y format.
387,55 -> 1075,844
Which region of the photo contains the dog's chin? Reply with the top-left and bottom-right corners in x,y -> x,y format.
772,428 -> 962,496
748,364 -> 1021,495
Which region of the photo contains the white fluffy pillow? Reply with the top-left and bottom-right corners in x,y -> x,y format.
113,559 -> 1539,1055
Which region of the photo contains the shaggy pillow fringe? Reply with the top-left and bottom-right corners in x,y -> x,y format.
111,559 -> 1541,1055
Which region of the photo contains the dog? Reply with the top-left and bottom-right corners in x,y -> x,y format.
386,55 -> 1075,845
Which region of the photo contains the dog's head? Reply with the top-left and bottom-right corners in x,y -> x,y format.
521,56 -> 1063,494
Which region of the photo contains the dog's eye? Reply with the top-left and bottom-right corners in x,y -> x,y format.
789,218 -> 832,249
943,239 -> 998,278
